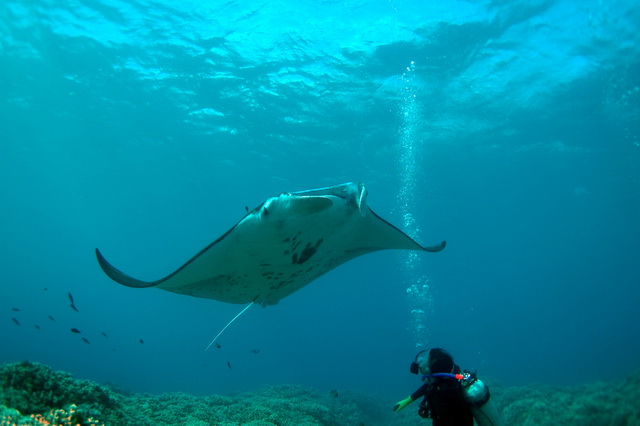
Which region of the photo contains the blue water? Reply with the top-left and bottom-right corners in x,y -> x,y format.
1,0 -> 639,401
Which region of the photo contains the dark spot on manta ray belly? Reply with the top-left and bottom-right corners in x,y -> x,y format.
292,238 -> 324,265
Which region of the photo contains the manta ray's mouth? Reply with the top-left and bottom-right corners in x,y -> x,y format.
355,182 -> 367,216
290,182 -> 368,214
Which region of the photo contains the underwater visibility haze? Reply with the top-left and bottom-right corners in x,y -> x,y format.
1,0 -> 640,423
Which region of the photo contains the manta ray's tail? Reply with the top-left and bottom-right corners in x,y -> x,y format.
205,302 -> 254,351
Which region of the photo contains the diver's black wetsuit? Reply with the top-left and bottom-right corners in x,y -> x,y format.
411,365 -> 474,426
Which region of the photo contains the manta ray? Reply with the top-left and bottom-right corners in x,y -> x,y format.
96,182 -> 445,307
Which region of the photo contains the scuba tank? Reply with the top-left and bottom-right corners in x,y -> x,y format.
460,373 -> 503,426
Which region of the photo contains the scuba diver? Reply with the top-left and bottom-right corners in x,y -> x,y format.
392,348 -> 503,426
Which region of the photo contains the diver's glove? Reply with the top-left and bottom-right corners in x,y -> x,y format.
392,396 -> 414,412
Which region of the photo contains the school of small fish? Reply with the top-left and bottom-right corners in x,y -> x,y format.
8,290 -> 259,371
8,292 -> 143,352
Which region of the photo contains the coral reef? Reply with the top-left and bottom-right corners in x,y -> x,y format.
0,403 -> 103,426
1,361 -> 639,425
492,372 -> 640,426
0,361 -> 114,414
0,361 -> 391,425
123,385 -> 390,425
0,361 -> 139,425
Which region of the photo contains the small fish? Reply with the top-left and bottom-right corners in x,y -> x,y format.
215,342 -> 221,349
68,292 -> 79,312
244,206 -> 249,213
48,315 -> 56,322
12,318 -> 21,326
70,328 -> 81,334
81,337 -> 90,344
250,349 -> 260,354
139,339 -> 144,344
101,331 -> 109,338
34,324 -> 41,330
227,361 -> 232,370
330,389 -> 340,398
11,307 -> 20,312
